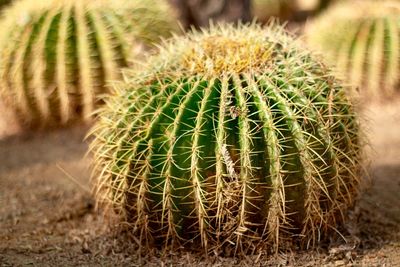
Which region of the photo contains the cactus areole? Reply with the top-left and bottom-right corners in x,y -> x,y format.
0,0 -> 177,127
91,23 -> 363,254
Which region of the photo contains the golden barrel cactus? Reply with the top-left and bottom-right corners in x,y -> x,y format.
90,23 -> 363,254
0,0 -> 177,127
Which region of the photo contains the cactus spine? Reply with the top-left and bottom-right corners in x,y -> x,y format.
90,23 -> 363,254
305,0 -> 400,100
0,0 -> 177,127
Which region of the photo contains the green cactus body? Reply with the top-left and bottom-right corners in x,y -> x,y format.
90,23 -> 362,253
305,0 -> 400,100
0,0 -> 177,127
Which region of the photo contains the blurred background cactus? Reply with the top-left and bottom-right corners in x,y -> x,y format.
0,0 -> 178,128
305,0 -> 400,100
90,23 -> 363,254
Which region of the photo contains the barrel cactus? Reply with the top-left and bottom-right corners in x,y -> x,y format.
0,0 -> 177,127
305,0 -> 400,100
90,23 -> 363,254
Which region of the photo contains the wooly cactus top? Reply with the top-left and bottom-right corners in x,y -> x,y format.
0,0 -> 177,127
91,23 -> 363,254
305,0 -> 400,100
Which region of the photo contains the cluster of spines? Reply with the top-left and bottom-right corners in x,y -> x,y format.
90,24 -> 362,254
0,0 -> 176,127
305,0 -> 400,100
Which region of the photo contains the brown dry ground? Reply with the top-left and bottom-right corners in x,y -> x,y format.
0,101 -> 399,267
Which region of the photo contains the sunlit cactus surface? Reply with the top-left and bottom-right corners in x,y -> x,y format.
90,23 -> 363,254
305,0 -> 400,100
0,0 -> 177,127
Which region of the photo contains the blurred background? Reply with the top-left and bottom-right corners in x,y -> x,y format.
170,0 -> 334,28
0,0 -> 399,266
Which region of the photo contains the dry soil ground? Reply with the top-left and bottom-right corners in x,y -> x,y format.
0,101 -> 399,266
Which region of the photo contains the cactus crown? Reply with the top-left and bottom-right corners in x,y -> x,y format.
91,23 -> 363,254
126,23 -> 295,80
0,0 -> 177,127
182,33 -> 273,74
305,0 -> 400,100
